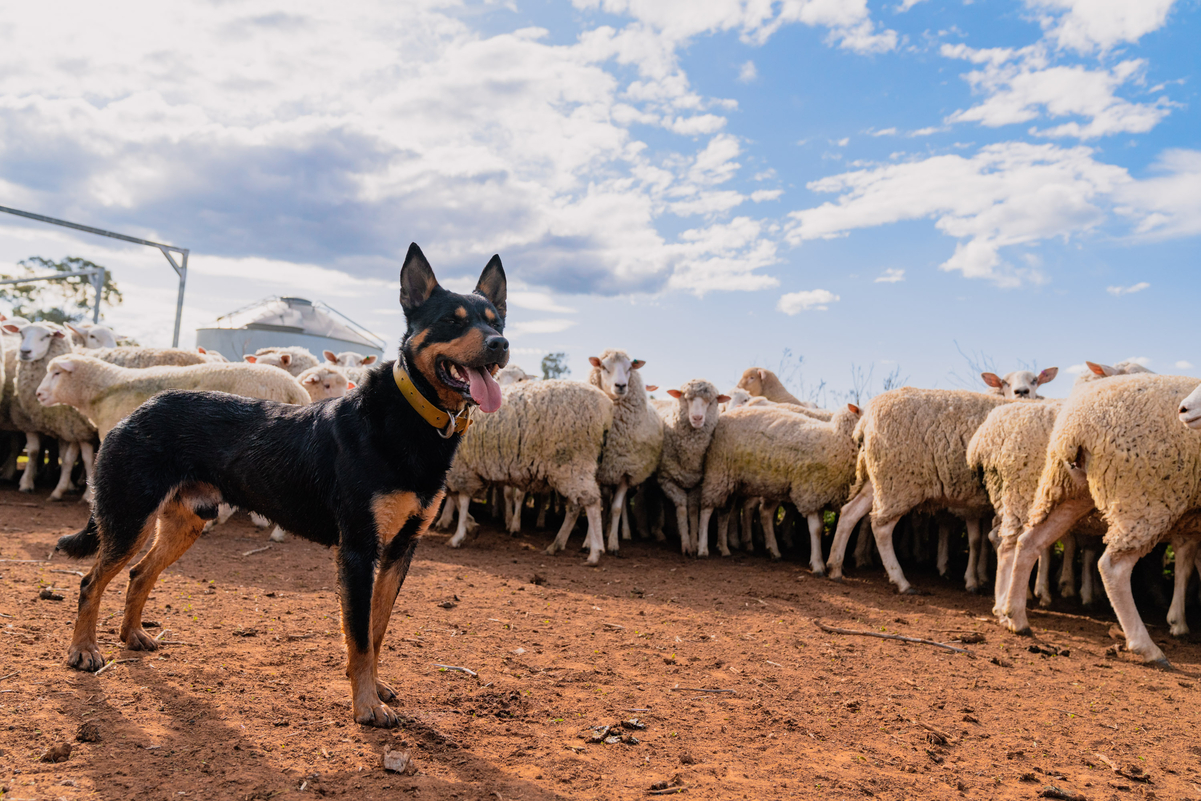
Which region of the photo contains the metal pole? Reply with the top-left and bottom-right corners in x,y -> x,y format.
172,250 -> 188,348
92,269 -> 105,324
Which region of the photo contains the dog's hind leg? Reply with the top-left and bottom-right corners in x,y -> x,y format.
119,496 -> 208,651
67,515 -> 157,672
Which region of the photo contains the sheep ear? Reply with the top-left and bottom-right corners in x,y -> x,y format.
847,403 -> 861,415
348,381 -> 356,389
667,389 -> 682,399
279,353 -> 292,367
716,394 -> 731,404
57,359 -> 77,373
474,254 -> 507,319
588,356 -> 602,368
757,369 -> 766,381
631,359 -> 646,370
981,372 -> 1003,389
1037,367 -> 1058,385
399,243 -> 440,313
244,355 -> 257,363
66,323 -> 84,336
645,385 -> 659,392
51,329 -> 66,339
1086,361 -> 1109,376
361,355 -> 377,365
1,324 -> 19,334
302,374 -> 320,384
323,350 -> 338,363
198,347 -> 207,354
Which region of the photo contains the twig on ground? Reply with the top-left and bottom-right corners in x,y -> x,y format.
94,658 -> 140,677
815,619 -> 973,656
50,569 -> 84,577
669,687 -> 735,694
623,708 -> 650,712
242,545 -> 272,557
0,612 -> 13,618
434,664 -> 478,677
912,720 -> 956,744
602,622 -> 625,630
0,500 -> 41,508
0,559 -> 48,563
0,671 -> 19,682
648,787 -> 688,795
154,629 -> 170,642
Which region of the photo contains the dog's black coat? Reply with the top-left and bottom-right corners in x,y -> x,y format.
59,243 -> 507,726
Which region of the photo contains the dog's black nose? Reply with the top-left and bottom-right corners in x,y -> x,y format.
485,335 -> 509,355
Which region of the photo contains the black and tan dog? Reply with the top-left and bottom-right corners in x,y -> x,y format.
56,243 -> 508,727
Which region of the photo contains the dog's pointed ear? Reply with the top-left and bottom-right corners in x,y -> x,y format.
475,254 -> 507,319
399,243 -> 440,314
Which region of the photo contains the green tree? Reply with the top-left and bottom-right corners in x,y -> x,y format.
541,352 -> 570,380
0,256 -> 123,325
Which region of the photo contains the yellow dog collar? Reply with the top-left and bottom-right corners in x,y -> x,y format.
393,361 -> 472,438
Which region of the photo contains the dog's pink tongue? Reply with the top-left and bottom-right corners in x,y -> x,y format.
468,367 -> 503,413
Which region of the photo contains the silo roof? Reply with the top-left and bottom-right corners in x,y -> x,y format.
209,296 -> 385,350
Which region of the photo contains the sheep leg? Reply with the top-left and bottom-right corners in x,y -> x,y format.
936,520 -> 951,578
1168,536 -> 1199,637
688,490 -> 701,555
1001,498 -> 1092,634
978,517 -> 994,588
49,441 -> 81,501
1080,545 -> 1099,607
991,516 -> 1024,618
536,494 -> 549,529
1034,546 -> 1054,608
826,481 -> 873,579
507,488 -> 526,535
547,503 -> 581,556
1058,533 -> 1078,598
868,516 -> 912,594
697,507 -> 714,558
0,434 -> 17,481
741,498 -> 758,551
726,502 -> 740,551
759,504 -> 781,560
964,517 -> 984,593
18,431 -> 40,493
502,487 -> 514,531
1099,546 -> 1169,667
777,506 -> 794,551
806,512 -> 825,576
79,440 -> 97,505
620,499 -> 632,541
582,502 -> 605,566
436,493 -> 457,531
853,517 -> 875,568
717,509 -> 732,557
448,493 -> 475,548
606,478 -> 629,554
659,481 -> 693,556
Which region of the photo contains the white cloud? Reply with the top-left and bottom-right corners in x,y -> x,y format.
1176,360 -> 1194,370
777,288 -> 839,313
1066,363 -> 1089,375
1106,282 -> 1149,296
1116,149 -> 1201,239
1025,0 -> 1179,53
1124,355 -> 1152,366
506,318 -> 578,337
897,0 -> 928,11
787,142 -> 1128,286
835,137 -> 850,147
942,46 -> 1172,139
875,268 -> 905,283
750,189 -> 782,202
738,60 -> 758,83
870,127 -> 898,136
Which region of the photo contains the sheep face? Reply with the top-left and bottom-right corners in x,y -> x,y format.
496,365 -> 535,388
36,357 -> 77,406
668,380 -> 730,430
589,351 -> 644,400
723,387 -> 751,411
298,366 -> 351,402
324,350 -> 378,369
6,323 -> 67,362
83,326 -> 120,349
981,368 -> 1058,399
1180,384 -> 1201,430
735,367 -> 766,397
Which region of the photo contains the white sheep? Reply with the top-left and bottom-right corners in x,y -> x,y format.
656,379 -> 729,556
825,387 -> 1020,594
496,364 -> 537,387
36,354 -> 311,439
246,346 -> 320,377
89,347 -> 207,369
66,322 -> 122,350
295,364 -> 353,402
322,350 -> 379,384
197,347 -> 229,362
735,367 -> 818,407
698,404 -> 860,569
588,350 -> 664,553
998,373 -> 1201,667
444,379 -> 612,564
3,323 -> 97,500
981,368 -> 1058,399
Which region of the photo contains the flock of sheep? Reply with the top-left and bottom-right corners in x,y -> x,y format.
4,316 -> 1201,670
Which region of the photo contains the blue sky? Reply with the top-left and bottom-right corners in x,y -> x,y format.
0,0 -> 1197,401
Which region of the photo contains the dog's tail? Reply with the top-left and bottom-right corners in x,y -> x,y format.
57,515 -> 101,559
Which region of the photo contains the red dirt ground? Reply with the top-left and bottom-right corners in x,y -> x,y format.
2,485 -> 1200,801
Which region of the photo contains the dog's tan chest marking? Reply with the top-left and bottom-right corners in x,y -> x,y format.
372,491 -> 444,543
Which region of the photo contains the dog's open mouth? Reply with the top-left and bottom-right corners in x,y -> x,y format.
437,358 -> 504,413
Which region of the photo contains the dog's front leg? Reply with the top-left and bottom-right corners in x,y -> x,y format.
337,544 -> 398,728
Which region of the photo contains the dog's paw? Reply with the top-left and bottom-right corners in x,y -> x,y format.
66,643 -> 107,672
123,628 -> 160,652
355,701 -> 400,728
376,679 -> 398,704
